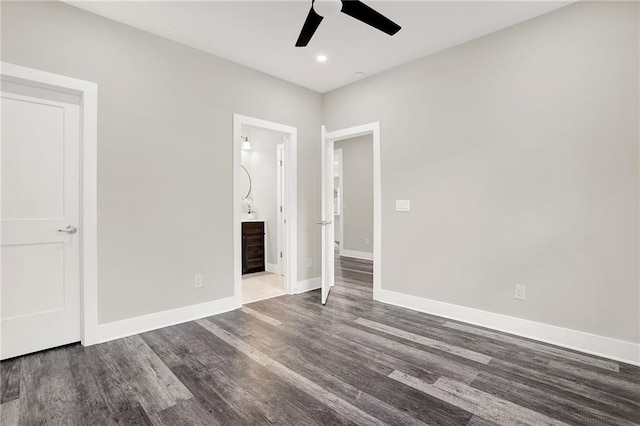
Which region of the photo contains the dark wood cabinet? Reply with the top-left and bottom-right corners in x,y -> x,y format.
242,221 -> 265,274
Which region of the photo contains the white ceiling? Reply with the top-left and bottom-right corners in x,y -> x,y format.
66,1 -> 572,93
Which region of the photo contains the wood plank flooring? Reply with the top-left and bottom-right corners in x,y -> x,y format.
1,255 -> 639,425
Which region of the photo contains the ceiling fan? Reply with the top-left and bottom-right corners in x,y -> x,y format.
296,0 -> 401,47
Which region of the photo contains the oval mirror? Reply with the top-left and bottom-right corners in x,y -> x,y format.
241,165 -> 252,199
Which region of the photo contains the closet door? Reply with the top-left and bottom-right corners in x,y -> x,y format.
1,81 -> 81,359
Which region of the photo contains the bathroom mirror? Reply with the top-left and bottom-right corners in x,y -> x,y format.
241,165 -> 252,199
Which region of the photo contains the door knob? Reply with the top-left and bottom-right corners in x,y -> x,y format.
316,221 -> 333,226
58,225 -> 78,234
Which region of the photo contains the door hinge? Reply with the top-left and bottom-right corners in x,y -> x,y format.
280,252 -> 283,258
279,160 -> 283,167
280,206 -> 283,212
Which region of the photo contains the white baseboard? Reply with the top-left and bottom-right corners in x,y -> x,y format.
295,277 -> 321,294
95,296 -> 237,344
265,263 -> 280,274
377,289 -> 640,366
340,250 -> 373,261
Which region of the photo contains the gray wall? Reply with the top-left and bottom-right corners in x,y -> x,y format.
1,1 -> 322,324
335,135 -> 374,255
241,127 -> 280,267
2,1 -> 638,344
323,1 -> 639,343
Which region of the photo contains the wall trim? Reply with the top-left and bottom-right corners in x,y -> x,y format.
340,250 -> 374,261
378,289 -> 640,366
295,277 -> 321,294
96,297 -> 237,344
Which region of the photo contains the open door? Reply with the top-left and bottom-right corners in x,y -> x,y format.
320,125 -> 335,304
320,122 -> 381,305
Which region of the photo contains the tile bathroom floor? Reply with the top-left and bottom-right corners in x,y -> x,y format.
242,271 -> 285,304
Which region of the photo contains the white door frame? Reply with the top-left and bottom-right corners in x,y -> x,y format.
1,62 -> 99,345
323,122 -> 381,300
232,114 -> 297,307
276,143 -> 285,275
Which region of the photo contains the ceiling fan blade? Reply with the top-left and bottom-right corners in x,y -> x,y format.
296,5 -> 324,47
340,0 -> 401,36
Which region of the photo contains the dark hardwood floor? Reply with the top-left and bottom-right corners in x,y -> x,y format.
2,255 -> 639,425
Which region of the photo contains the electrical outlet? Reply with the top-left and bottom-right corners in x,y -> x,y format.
364,238 -> 370,245
514,284 -> 526,300
307,257 -> 313,268
194,274 -> 203,289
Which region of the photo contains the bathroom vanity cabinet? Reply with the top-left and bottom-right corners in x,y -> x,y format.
242,221 -> 265,274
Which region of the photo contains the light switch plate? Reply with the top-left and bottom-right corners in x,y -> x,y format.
395,200 -> 410,212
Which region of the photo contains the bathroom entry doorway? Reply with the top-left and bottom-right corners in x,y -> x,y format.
233,114 -> 298,307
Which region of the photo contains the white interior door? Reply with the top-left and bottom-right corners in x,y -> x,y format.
320,126 -> 335,304
1,80 -> 82,360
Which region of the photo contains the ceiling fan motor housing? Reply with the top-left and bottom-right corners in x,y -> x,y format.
313,0 -> 343,18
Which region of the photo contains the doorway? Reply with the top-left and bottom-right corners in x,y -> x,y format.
334,136 -> 374,261
320,123 -> 381,305
1,63 -> 98,359
233,114 -> 297,307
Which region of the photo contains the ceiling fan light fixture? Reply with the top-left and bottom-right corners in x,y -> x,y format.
313,0 -> 342,18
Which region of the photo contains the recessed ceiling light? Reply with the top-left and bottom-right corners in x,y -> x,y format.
316,55 -> 328,63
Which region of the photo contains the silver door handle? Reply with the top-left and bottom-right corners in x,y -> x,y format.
316,221 -> 333,226
58,225 -> 78,234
